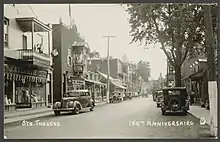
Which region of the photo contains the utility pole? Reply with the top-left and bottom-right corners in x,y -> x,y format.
102,36 -> 116,103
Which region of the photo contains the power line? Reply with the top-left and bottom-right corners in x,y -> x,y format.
28,4 -> 37,18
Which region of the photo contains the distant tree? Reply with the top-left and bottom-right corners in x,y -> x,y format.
125,4 -> 217,87
136,61 -> 151,82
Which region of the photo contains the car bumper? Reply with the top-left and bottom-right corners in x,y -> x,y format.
53,108 -> 74,111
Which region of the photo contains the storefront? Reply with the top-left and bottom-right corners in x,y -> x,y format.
67,75 -> 85,91
85,79 -> 107,103
4,63 -> 48,110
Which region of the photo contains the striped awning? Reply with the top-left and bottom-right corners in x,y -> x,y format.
4,73 -> 47,83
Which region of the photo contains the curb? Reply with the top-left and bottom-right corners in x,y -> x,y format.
5,102 -> 108,127
4,109 -> 52,119
187,112 -> 210,126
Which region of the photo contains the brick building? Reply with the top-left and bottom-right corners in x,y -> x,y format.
52,19 -> 89,102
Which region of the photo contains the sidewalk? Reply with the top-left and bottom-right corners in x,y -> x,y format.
188,105 -> 210,126
4,102 -> 107,125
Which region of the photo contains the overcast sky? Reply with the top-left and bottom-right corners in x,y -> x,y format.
24,4 -> 167,80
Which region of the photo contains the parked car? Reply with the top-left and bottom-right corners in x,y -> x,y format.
161,87 -> 190,115
110,91 -> 123,103
52,90 -> 95,116
152,90 -> 161,101
124,92 -> 132,100
156,91 -> 163,107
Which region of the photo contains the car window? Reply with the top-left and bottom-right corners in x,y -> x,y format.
168,90 -> 181,95
80,92 -> 87,96
65,92 -> 80,97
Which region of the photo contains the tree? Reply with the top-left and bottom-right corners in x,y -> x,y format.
136,60 -> 151,82
125,4 -> 217,87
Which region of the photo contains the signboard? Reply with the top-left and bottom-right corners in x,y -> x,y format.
16,103 -> 32,108
5,65 -> 47,78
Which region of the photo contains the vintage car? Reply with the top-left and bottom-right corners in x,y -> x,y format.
52,90 -> 95,116
156,91 -> 163,107
161,87 -> 190,115
110,91 -> 123,103
124,92 -> 133,100
152,90 -> 161,101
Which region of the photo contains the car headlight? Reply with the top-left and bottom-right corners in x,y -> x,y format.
68,101 -> 74,108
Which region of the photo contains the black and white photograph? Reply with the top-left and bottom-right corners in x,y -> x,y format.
3,3 -> 219,139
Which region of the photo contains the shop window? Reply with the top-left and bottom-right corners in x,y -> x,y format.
22,35 -> 27,49
4,17 -> 9,47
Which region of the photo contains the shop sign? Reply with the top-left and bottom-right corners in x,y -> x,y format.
6,65 -> 47,78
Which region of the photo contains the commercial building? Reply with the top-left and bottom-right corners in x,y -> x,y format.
89,58 -> 127,97
4,4 -> 53,111
52,19 -> 89,102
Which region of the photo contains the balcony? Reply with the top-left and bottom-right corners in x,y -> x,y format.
17,49 -> 51,68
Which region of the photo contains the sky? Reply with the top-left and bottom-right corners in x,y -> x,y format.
24,4 -> 167,80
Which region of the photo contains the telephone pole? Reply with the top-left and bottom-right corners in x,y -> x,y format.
102,36 -> 116,103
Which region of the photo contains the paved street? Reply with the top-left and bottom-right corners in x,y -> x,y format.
5,96 -> 211,139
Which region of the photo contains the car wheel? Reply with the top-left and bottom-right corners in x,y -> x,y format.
90,103 -> 95,111
183,110 -> 187,116
73,105 -> 80,115
157,104 -> 160,107
54,110 -> 60,116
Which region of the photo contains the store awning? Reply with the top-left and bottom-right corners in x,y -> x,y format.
4,73 -> 47,83
111,79 -> 127,89
85,79 -> 106,87
189,70 -> 205,81
98,72 -> 126,89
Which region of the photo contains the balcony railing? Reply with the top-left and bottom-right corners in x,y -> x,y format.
17,49 -> 51,67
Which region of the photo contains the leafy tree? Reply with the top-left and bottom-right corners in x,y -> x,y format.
125,4 -> 217,87
136,60 -> 151,82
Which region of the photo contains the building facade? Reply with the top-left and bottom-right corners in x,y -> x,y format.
4,4 -> 53,111
85,71 -> 107,103
89,59 -> 127,97
52,20 -> 89,102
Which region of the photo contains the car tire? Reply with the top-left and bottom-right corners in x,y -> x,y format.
162,110 -> 166,115
168,97 -> 181,111
73,105 -> 80,115
54,110 -> 60,116
90,103 -> 95,111
183,110 -> 187,116
157,104 -> 160,107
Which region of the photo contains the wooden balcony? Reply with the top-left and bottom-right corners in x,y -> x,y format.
17,49 -> 51,68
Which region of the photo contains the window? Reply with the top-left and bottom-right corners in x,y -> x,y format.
22,35 -> 27,49
4,18 -> 9,47
67,55 -> 72,67
67,48 -> 72,67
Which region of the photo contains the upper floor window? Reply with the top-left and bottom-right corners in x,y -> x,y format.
4,17 -> 9,47
67,48 -> 72,67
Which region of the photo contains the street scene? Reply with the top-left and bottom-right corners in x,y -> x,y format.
4,3 -> 219,139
